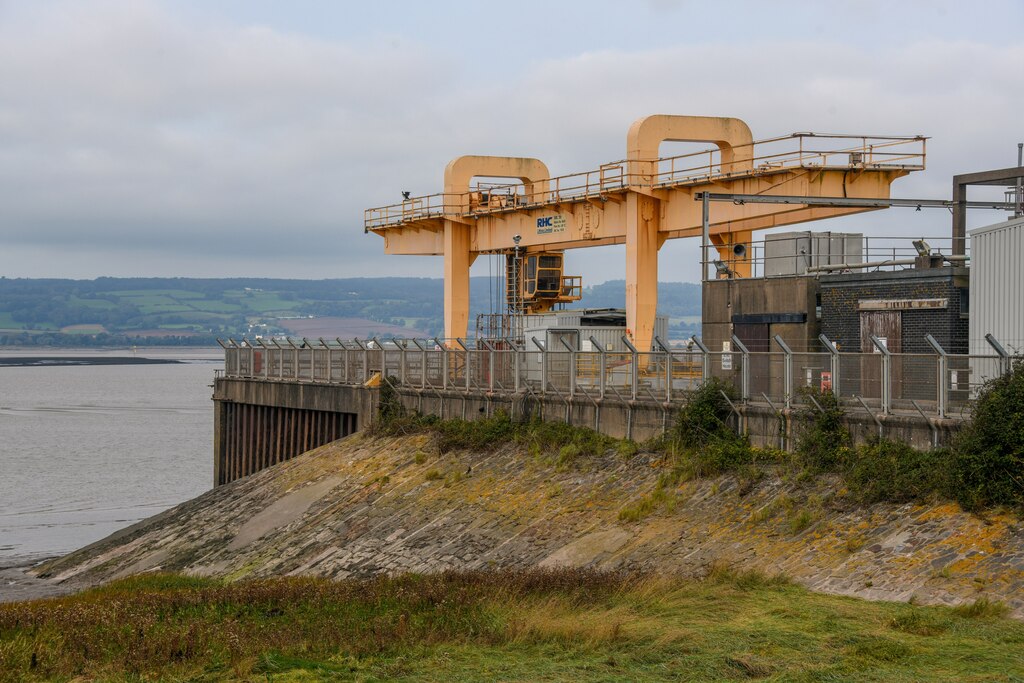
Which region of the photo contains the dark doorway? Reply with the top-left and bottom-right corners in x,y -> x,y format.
734,323 -> 771,396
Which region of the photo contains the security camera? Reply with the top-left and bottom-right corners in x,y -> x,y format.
513,234 -> 522,244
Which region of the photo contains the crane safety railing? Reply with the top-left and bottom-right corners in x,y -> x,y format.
701,234 -> 968,280
220,334 -> 1016,420
363,133 -> 926,231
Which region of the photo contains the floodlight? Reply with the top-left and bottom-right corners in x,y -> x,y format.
912,239 -> 931,256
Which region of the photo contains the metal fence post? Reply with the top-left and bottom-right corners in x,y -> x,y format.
434,337 -> 449,391
481,339 -> 497,393
410,338 -> 426,389
985,333 -> 1011,376
690,336 -> 710,384
318,338 -> 331,383
315,338 -> 325,382
925,334 -> 948,419
371,337 -> 383,382
257,339 -> 271,380
390,338 -> 406,385
870,335 -> 892,415
558,337 -> 576,399
773,335 -> 793,410
819,334 -> 840,397
532,336 -> 547,392
335,338 -> 349,384
731,335 -> 750,402
352,339 -> 368,383
588,335 -> 606,400
456,338 -> 471,392
286,338 -> 299,381
655,336 -> 673,402
621,335 -> 639,401
271,339 -> 285,380
504,337 -> 521,394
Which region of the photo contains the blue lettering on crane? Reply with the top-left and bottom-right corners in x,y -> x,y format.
536,215 -> 566,234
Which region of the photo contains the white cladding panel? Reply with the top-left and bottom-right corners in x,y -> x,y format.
969,217 -> 1024,356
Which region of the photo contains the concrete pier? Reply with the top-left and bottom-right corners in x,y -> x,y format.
213,379 -> 373,485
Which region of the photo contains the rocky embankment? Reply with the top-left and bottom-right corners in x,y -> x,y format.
35,433 -> 1024,617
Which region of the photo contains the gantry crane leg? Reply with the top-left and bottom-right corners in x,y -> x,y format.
625,193 -> 663,354
443,219 -> 475,343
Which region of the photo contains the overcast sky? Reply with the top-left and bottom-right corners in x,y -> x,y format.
1,0 -> 1022,284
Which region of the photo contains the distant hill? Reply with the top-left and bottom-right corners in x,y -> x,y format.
0,277 -> 700,346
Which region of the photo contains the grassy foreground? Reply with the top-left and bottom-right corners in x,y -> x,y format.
1,569 -> 1022,682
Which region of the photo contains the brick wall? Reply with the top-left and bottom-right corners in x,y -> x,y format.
819,267 -> 969,354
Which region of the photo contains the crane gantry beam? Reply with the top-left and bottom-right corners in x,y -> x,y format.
365,115 -> 926,354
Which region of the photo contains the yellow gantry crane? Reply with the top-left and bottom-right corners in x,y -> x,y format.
365,115 -> 925,353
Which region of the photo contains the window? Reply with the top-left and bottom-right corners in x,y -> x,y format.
525,256 -> 537,295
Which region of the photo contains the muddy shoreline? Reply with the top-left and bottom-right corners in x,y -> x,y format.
0,558 -> 83,603
0,356 -> 182,367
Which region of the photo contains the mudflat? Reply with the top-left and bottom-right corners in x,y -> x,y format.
0,357 -> 181,367
0,560 -> 79,603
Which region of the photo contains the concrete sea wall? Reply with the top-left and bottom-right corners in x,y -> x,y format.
39,433 -> 1024,618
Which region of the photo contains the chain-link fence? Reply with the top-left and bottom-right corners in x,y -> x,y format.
220,335 -> 1018,418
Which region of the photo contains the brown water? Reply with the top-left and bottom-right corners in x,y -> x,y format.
0,350 -> 220,563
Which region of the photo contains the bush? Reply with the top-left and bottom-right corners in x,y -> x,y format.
371,398 -> 620,466
654,378 -> 755,480
845,439 -> 951,504
950,360 -> 1024,509
794,388 -> 851,471
672,378 -> 739,450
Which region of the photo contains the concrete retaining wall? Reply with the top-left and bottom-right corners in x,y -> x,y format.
213,378 -> 960,485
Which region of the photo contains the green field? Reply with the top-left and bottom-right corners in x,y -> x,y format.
1,569 -> 1021,682
0,276 -> 702,345
189,300 -> 243,312
67,295 -> 116,310
0,312 -> 58,331
98,289 -> 206,299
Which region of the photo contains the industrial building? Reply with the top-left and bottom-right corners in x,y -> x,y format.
969,216 -> 1024,357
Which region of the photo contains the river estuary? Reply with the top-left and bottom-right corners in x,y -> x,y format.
0,349 -> 220,563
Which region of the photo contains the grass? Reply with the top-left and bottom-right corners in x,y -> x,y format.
374,408 -> 619,467
0,312 -> 58,331
1,568 -> 1021,682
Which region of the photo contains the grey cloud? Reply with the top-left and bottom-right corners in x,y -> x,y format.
0,1 -> 1021,284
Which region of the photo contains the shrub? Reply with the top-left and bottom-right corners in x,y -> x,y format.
432,413 -> 518,453
660,378 -> 754,478
950,359 -> 1024,509
794,388 -> 851,471
672,378 -> 739,450
688,433 -> 755,478
845,439 -> 951,504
